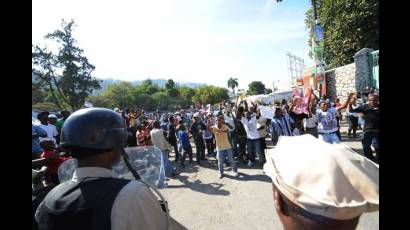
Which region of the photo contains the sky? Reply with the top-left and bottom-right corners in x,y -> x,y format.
32,0 -> 314,90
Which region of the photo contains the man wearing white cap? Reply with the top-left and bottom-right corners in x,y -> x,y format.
37,112 -> 58,148
264,135 -> 379,230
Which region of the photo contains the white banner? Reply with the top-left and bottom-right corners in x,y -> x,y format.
259,106 -> 275,119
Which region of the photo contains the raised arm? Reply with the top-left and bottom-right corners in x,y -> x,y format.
337,93 -> 355,111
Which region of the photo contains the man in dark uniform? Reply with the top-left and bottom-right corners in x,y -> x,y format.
35,108 -> 168,230
190,112 -> 207,164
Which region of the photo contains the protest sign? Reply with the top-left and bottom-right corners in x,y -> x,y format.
259,106 -> 275,119
294,96 -> 309,114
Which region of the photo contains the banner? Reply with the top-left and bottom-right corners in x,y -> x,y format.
294,97 -> 309,114
292,88 -> 302,98
259,106 -> 275,119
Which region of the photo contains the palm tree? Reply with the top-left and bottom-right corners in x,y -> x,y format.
227,77 -> 238,95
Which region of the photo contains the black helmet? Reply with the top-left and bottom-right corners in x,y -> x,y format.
60,108 -> 127,149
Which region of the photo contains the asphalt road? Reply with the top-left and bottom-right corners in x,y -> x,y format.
165,121 -> 379,230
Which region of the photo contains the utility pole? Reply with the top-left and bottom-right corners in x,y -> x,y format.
311,0 -> 326,97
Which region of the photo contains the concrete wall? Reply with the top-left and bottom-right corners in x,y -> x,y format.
325,48 -> 374,102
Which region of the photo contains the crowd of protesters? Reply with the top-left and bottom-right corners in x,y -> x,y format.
32,89 -> 379,190
32,89 -> 379,230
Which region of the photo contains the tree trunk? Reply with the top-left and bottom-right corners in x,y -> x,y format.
45,59 -> 70,108
312,0 -> 318,20
47,81 -> 63,110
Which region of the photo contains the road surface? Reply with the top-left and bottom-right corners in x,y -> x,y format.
164,121 -> 379,229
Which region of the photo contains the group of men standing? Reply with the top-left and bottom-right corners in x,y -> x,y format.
269,91 -> 379,164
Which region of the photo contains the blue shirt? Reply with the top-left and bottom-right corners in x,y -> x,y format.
177,130 -> 191,150
32,124 -> 48,154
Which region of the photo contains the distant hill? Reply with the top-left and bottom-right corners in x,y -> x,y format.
91,78 -> 205,96
32,72 -> 206,96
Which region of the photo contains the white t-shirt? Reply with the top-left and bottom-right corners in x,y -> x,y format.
223,114 -> 235,131
39,124 -> 58,147
303,114 -> 317,129
241,116 -> 260,140
256,117 -> 267,138
316,108 -> 339,134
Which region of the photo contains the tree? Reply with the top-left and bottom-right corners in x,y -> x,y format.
303,0 -> 378,68
194,85 -> 229,105
247,81 -> 266,95
32,19 -> 101,111
137,79 -> 160,95
165,79 -> 178,97
265,88 -> 273,94
100,82 -> 136,108
227,77 -> 238,95
177,86 -> 195,99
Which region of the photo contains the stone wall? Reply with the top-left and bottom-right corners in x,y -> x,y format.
325,48 -> 374,102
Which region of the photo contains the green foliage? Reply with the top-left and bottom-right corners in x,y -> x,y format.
247,81 -> 266,95
305,0 -> 378,68
87,80 -> 228,111
32,86 -> 45,104
227,77 -> 238,95
32,19 -> 101,111
265,88 -> 273,94
32,102 -> 60,112
100,82 -> 136,108
194,85 -> 229,105
165,79 -> 179,97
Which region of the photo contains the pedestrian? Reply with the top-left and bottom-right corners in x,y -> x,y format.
190,112 -> 207,164
136,124 -> 152,146
316,93 -> 353,144
122,108 -> 130,128
256,108 -> 267,164
223,107 -> 238,157
204,114 -> 215,157
348,93 -> 379,164
55,110 -> 71,145
271,106 -> 294,146
32,123 -> 48,160
129,109 -> 137,128
241,110 -> 263,167
167,116 -> 180,161
39,139 -> 69,185
263,135 -> 378,230
234,109 -> 248,164
177,121 -> 194,167
288,98 -> 309,135
35,108 -> 169,229
332,99 -> 343,141
150,120 -> 178,188
346,96 -> 359,138
37,111 -> 58,148
210,115 -> 238,179
303,96 -> 318,138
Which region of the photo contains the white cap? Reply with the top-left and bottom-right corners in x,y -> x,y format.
264,135 -> 379,220
48,114 -> 57,119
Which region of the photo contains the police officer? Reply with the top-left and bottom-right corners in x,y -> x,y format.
189,112 -> 207,164
35,108 -> 168,230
